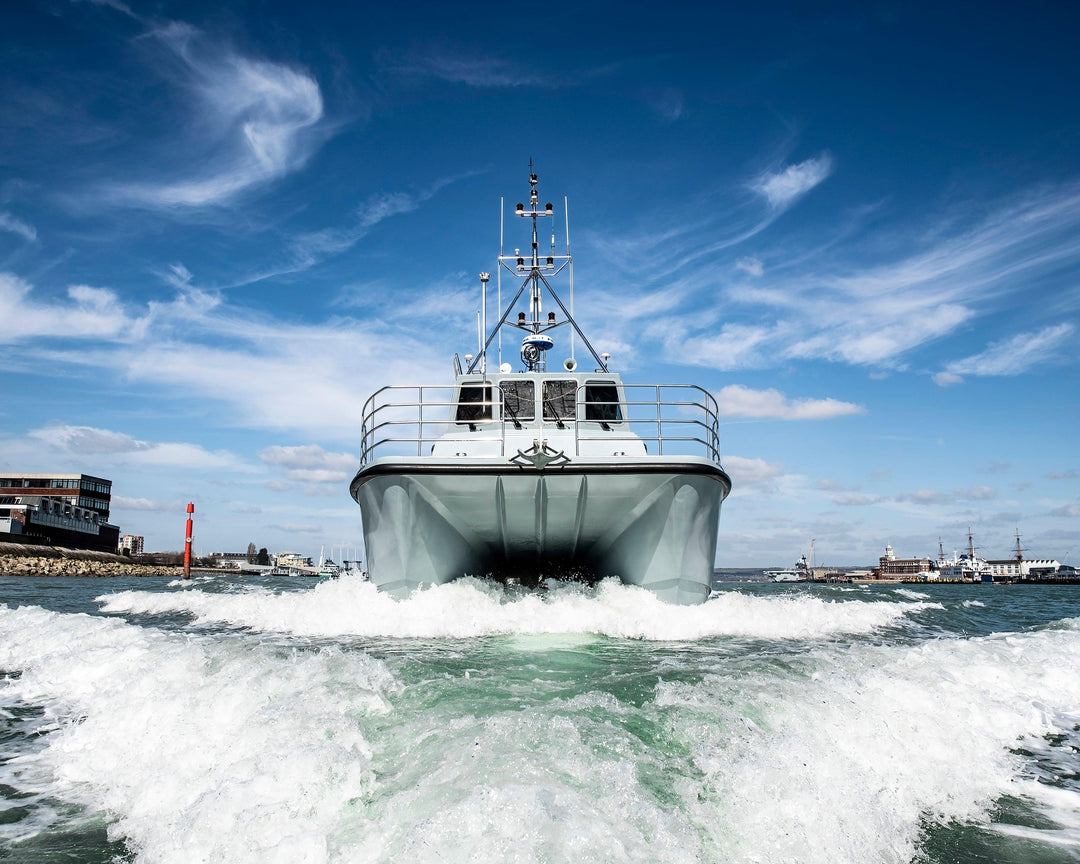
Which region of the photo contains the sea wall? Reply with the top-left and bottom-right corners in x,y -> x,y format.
0,542 -> 184,578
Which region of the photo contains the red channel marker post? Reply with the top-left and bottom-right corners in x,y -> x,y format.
183,502 -> 194,580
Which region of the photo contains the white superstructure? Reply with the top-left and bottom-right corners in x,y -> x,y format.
350,169 -> 731,604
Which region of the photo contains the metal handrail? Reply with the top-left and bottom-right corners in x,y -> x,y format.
358,382 -> 722,466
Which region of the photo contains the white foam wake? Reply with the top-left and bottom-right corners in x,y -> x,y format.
663,620 -> 1080,863
99,575 -> 934,640
0,605 -> 395,861
3,603 -> 1080,863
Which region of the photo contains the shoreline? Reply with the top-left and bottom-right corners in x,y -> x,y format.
0,542 -> 184,578
0,555 -> 185,578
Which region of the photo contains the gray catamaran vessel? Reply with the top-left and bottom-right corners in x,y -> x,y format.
350,169 -> 731,604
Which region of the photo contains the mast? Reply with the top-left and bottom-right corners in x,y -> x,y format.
465,164 -> 609,374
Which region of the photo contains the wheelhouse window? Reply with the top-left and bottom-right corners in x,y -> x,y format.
584,383 -> 623,422
542,380 -> 576,422
500,380 -> 535,423
455,384 -> 493,423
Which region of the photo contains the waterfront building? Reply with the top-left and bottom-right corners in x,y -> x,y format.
987,558 -> 1062,580
207,551 -> 249,569
0,474 -> 113,521
0,473 -> 119,552
119,534 -> 144,555
274,551 -> 313,569
879,545 -> 935,579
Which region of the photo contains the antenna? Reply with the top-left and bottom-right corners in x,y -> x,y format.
465,165 -> 609,374
479,272 -> 490,374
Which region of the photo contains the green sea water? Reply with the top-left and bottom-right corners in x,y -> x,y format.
2,573 -> 1079,863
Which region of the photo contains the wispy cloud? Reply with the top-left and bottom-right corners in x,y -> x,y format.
102,23 -> 327,209
735,256 -> 764,277
932,371 -> 964,387
258,444 -> 356,484
0,271 -> 437,441
0,273 -> 131,343
723,455 -> 784,491
716,385 -> 864,420
375,47 -> 556,88
954,485 -> 996,501
751,154 -> 833,209
644,181 -> 1080,372
282,181 -> 458,275
28,424 -> 250,470
113,496 -> 177,511
73,0 -> 139,19
267,522 -> 322,534
0,212 -> 37,242
943,323 -> 1076,379
642,86 -> 684,121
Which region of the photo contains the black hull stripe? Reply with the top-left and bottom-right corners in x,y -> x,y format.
350,461 -> 732,496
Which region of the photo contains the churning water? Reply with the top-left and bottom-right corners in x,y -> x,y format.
2,573 -> 1079,863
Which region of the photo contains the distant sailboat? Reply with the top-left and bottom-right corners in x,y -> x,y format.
316,546 -> 340,579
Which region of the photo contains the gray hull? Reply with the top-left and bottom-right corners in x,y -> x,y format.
351,458 -> 730,605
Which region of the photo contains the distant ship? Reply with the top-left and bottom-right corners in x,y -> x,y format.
765,554 -> 811,582
937,529 -> 991,582
349,168 -> 731,604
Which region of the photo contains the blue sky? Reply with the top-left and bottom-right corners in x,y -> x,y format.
2,0 -> 1078,567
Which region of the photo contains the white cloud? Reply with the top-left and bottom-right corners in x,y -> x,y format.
113,496 -> 176,511
74,0 -> 138,18
945,323 -> 1076,377
1049,503 -> 1080,517
716,385 -> 864,420
722,454 -> 784,490
735,257 -> 764,277
282,183 -> 455,276
932,371 -> 964,387
897,489 -> 946,505
638,181 -> 1080,372
267,522 -> 322,534
259,444 -> 357,484
954,485 -> 996,501
0,272 -> 437,439
377,48 -> 554,88
643,86 -> 684,121
0,212 -> 37,242
104,23 -> 326,208
752,154 -> 833,209
28,424 -> 250,471
0,273 -> 131,343
833,493 -> 882,506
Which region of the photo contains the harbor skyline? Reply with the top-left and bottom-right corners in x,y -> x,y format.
1,1 -> 1078,565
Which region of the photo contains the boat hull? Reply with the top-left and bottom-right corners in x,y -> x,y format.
350,458 -> 730,605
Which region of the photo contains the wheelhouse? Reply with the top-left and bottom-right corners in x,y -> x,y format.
453,373 -> 627,428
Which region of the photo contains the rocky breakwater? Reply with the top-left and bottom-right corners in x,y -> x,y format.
0,543 -> 184,578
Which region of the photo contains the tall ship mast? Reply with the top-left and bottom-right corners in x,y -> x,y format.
350,169 -> 731,604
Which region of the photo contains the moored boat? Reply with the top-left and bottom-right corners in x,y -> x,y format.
765,554 -> 811,582
349,169 -> 731,604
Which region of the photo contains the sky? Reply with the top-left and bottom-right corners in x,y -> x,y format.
1,0 -> 1078,568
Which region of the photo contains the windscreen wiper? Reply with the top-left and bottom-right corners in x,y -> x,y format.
544,398 -> 567,429
503,399 -> 523,429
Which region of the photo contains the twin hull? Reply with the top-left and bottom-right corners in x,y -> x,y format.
351,457 -> 729,605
